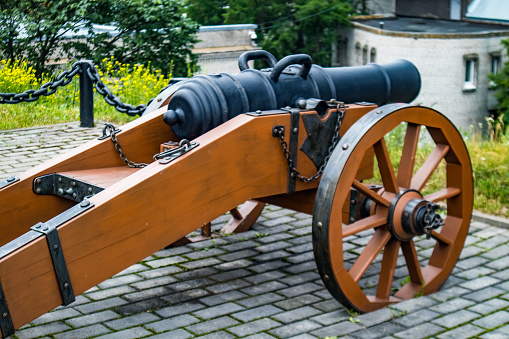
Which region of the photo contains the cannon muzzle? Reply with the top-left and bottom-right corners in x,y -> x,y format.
163,51 -> 421,139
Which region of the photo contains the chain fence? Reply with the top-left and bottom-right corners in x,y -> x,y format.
0,60 -> 154,126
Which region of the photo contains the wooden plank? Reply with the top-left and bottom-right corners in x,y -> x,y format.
59,167 -> 140,188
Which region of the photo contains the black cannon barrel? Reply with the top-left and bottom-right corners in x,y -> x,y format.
163,51 -> 421,139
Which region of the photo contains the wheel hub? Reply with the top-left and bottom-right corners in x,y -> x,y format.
387,190 -> 443,241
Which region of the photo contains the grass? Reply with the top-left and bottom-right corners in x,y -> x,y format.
0,59 -> 508,217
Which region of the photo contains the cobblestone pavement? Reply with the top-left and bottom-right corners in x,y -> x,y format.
1,122 -> 509,339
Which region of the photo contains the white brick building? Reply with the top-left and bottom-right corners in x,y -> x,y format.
337,17 -> 509,129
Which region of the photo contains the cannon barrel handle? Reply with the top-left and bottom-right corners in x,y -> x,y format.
238,50 -> 278,71
270,54 -> 312,82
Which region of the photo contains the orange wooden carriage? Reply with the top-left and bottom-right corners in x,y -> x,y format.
0,52 -> 473,337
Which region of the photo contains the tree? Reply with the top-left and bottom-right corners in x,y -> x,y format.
0,0 -> 96,75
0,0 -> 199,77
185,0 -> 228,26
224,0 -> 352,66
489,39 -> 509,135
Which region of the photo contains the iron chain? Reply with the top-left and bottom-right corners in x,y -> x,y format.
278,102 -> 345,183
85,64 -> 148,116
0,63 -> 80,104
0,61 -> 151,116
102,123 -> 148,168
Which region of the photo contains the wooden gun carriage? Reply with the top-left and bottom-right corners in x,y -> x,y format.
0,51 -> 473,337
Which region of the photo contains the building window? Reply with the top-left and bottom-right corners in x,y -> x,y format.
490,52 -> 501,88
463,54 -> 478,91
362,45 -> 368,65
355,42 -> 361,65
370,48 -> 377,63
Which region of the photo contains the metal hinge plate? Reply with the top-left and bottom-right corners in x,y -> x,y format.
33,173 -> 104,202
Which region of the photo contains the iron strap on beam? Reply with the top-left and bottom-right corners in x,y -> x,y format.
0,280 -> 14,338
287,109 -> 301,194
30,200 -> 94,306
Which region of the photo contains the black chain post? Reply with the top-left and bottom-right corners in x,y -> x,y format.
79,61 -> 95,127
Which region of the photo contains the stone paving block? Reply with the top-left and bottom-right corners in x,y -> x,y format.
255,241 -> 292,253
96,327 -> 152,339
205,278 -> 252,294
31,308 -> 81,325
463,286 -> 505,302
459,245 -> 488,259
123,287 -> 169,303
241,280 -> 288,296
180,258 -> 223,270
232,304 -> 283,322
253,250 -> 290,262
286,334 -> 317,339
104,312 -> 160,330
146,314 -> 200,333
271,306 -> 322,324
248,260 -> 290,273
200,291 -> 248,306
15,322 -> 72,339
393,323 -> 444,339
429,297 -> 476,313
173,267 -> 219,281
459,266 -> 495,279
477,235 -> 509,249
66,310 -> 120,328
310,309 -> 349,326
169,278 -> 215,292
185,316 -> 239,335
155,301 -> 206,318
195,331 -> 236,339
137,265 -> 183,279
277,282 -> 322,298
456,256 -> 490,270
481,325 -> 509,339
193,302 -> 245,320
52,324 -> 110,339
270,319 -> 322,338
357,308 -> 394,327
469,297 -> 509,315
262,216 -> 296,227
473,310 -> 509,328
280,271 -> 320,286
390,296 -> 438,314
215,259 -> 254,271
86,285 -> 136,300
74,297 -> 128,314
236,292 -> 286,308
481,244 -> 509,260
244,270 -> 286,284
227,318 -> 281,337
460,276 -> 500,290
145,255 -> 187,268
97,274 -> 143,288
486,257 -> 509,270
310,321 -> 362,338
393,309 -> 441,328
222,240 -> 261,251
146,328 -> 193,339
208,268 -> 251,282
287,234 -> 312,245
437,323 -> 484,339
429,286 -> 470,301
185,248 -> 226,260
218,249 -> 258,261
283,260 -> 317,274
432,309 -> 479,328
274,294 -> 322,311
243,333 -> 279,339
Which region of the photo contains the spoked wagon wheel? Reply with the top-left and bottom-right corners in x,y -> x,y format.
313,104 -> 473,313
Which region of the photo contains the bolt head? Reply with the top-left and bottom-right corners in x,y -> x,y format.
342,144 -> 349,150
317,222 -> 323,228
35,178 -> 41,184
58,178 -> 62,182
53,244 -> 59,250
72,182 -> 76,187
376,109 -> 383,114
43,227 -> 49,232
6,176 -> 15,182
293,127 -> 298,134
324,275 -> 330,280
88,187 -> 93,192
80,200 -> 90,207
64,282 -> 70,289
2,312 -> 7,318
351,199 -> 356,204
157,97 -> 162,102
36,188 -> 41,193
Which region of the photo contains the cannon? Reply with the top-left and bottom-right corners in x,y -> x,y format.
0,50 -> 472,337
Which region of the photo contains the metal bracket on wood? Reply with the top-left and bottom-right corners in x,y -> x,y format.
33,173 -> 104,202
0,280 -> 14,338
153,140 -> 199,164
287,109 -> 300,194
29,200 -> 94,306
0,177 -> 19,190
349,188 -> 359,224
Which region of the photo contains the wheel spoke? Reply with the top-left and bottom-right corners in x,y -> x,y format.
376,237 -> 401,299
401,240 -> 424,285
343,215 -> 387,238
397,123 -> 421,188
349,228 -> 391,282
430,230 -> 452,246
424,187 -> 461,203
410,144 -> 450,191
352,180 -> 391,207
374,138 -> 399,193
